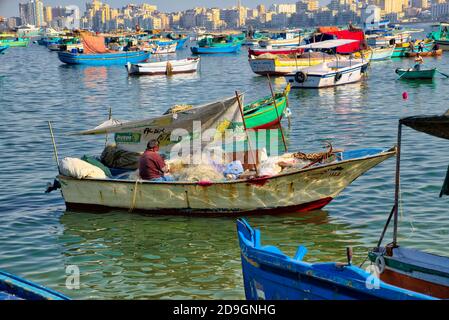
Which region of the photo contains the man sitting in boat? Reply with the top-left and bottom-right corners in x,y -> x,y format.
139,140 -> 174,182
414,53 -> 424,70
418,41 -> 425,53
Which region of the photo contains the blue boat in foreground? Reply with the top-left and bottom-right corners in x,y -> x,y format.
57,50 -> 150,66
0,270 -> 69,300
237,219 -> 436,300
190,43 -> 241,54
0,45 -> 8,54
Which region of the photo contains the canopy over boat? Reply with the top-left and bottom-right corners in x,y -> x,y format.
72,95 -> 242,152
400,109 -> 449,140
298,39 -> 358,50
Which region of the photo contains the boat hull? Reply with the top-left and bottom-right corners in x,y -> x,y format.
285,62 -> 367,88
407,49 -> 443,57
237,219 -> 435,300
126,58 -> 199,76
58,149 -> 394,215
249,57 -> 333,76
369,247 -> 449,299
191,44 -> 241,54
57,50 -> 150,66
396,68 -> 436,79
244,96 -> 287,129
0,270 -> 69,300
435,40 -> 449,51
0,46 -> 8,54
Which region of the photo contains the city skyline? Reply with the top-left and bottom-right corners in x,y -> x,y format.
1,0 -> 332,17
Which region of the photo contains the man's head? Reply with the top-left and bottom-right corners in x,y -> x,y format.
147,139 -> 159,151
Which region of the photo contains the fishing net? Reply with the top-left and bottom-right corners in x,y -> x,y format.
175,164 -> 224,182
100,144 -> 142,169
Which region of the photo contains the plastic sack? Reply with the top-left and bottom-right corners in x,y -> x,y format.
59,157 -> 107,180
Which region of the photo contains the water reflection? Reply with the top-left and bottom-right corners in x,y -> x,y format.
57,209 -> 364,299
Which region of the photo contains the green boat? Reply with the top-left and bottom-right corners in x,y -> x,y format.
242,84 -> 290,130
0,37 -> 30,47
197,35 -> 241,48
392,41 -> 434,58
395,68 -> 436,80
427,23 -> 449,50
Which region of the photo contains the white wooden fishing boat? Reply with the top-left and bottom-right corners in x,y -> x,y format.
285,59 -> 368,88
126,57 -> 200,76
56,147 -> 395,215
151,42 -> 177,54
284,40 -> 369,88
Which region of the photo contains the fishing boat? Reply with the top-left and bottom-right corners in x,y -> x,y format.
368,110 -> 449,299
354,46 -> 394,61
51,141 -> 394,215
258,29 -> 301,48
395,68 -> 436,80
242,85 -> 290,130
0,269 -> 69,300
236,219 -> 435,300
285,40 -> 369,88
191,42 -> 241,54
0,36 -> 30,47
126,57 -> 200,76
428,23 -> 449,50
392,40 -> 434,58
248,46 -> 304,57
57,32 -> 149,66
406,49 -> 443,58
150,42 -> 177,54
248,40 -> 345,76
0,46 -> 8,54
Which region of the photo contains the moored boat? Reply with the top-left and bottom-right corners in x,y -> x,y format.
0,269 -> 69,300
368,110 -> 449,299
151,42 -> 177,54
354,46 -> 394,61
248,46 -> 304,57
428,23 -> 449,50
0,36 -> 30,47
242,85 -> 290,130
58,50 -> 150,66
406,49 -> 443,57
191,43 -> 241,54
395,68 -> 436,80
237,219 -> 435,300
126,57 -> 200,76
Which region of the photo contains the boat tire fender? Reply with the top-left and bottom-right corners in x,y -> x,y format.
375,255 -> 386,274
335,72 -> 343,82
395,68 -> 401,74
295,71 -> 307,83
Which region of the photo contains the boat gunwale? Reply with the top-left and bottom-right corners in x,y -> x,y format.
57,149 -> 395,186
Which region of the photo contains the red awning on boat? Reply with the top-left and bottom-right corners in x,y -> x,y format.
322,30 -> 366,54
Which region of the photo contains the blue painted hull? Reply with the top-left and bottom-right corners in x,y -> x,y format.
58,51 -> 150,66
0,270 -> 69,300
237,219 -> 436,300
0,46 -> 8,54
175,37 -> 189,49
190,44 -> 241,54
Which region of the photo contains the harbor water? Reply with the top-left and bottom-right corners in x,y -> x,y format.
0,24 -> 448,299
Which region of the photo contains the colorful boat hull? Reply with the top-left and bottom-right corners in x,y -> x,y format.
0,46 -> 8,54
243,94 -> 287,129
369,246 -> 449,299
0,270 -> 69,300
191,43 -> 241,54
57,148 -> 395,215
237,219 -> 435,300
0,38 -> 30,47
395,68 -> 436,79
57,50 -> 150,66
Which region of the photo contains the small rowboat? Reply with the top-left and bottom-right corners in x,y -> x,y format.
395,68 -> 436,79
248,46 -> 304,57
126,57 -> 200,76
406,49 -> 443,57
0,269 -> 69,300
237,219 -> 435,300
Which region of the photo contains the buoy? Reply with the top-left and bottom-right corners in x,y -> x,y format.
402,91 -> 408,100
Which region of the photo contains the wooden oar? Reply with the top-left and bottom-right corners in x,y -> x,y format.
437,69 -> 449,78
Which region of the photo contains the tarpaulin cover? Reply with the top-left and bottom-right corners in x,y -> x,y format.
81,33 -> 110,54
323,30 -> 365,53
400,109 -> 449,140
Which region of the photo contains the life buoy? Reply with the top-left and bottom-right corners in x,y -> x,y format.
294,71 -> 307,83
335,72 -> 343,82
375,255 -> 386,274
